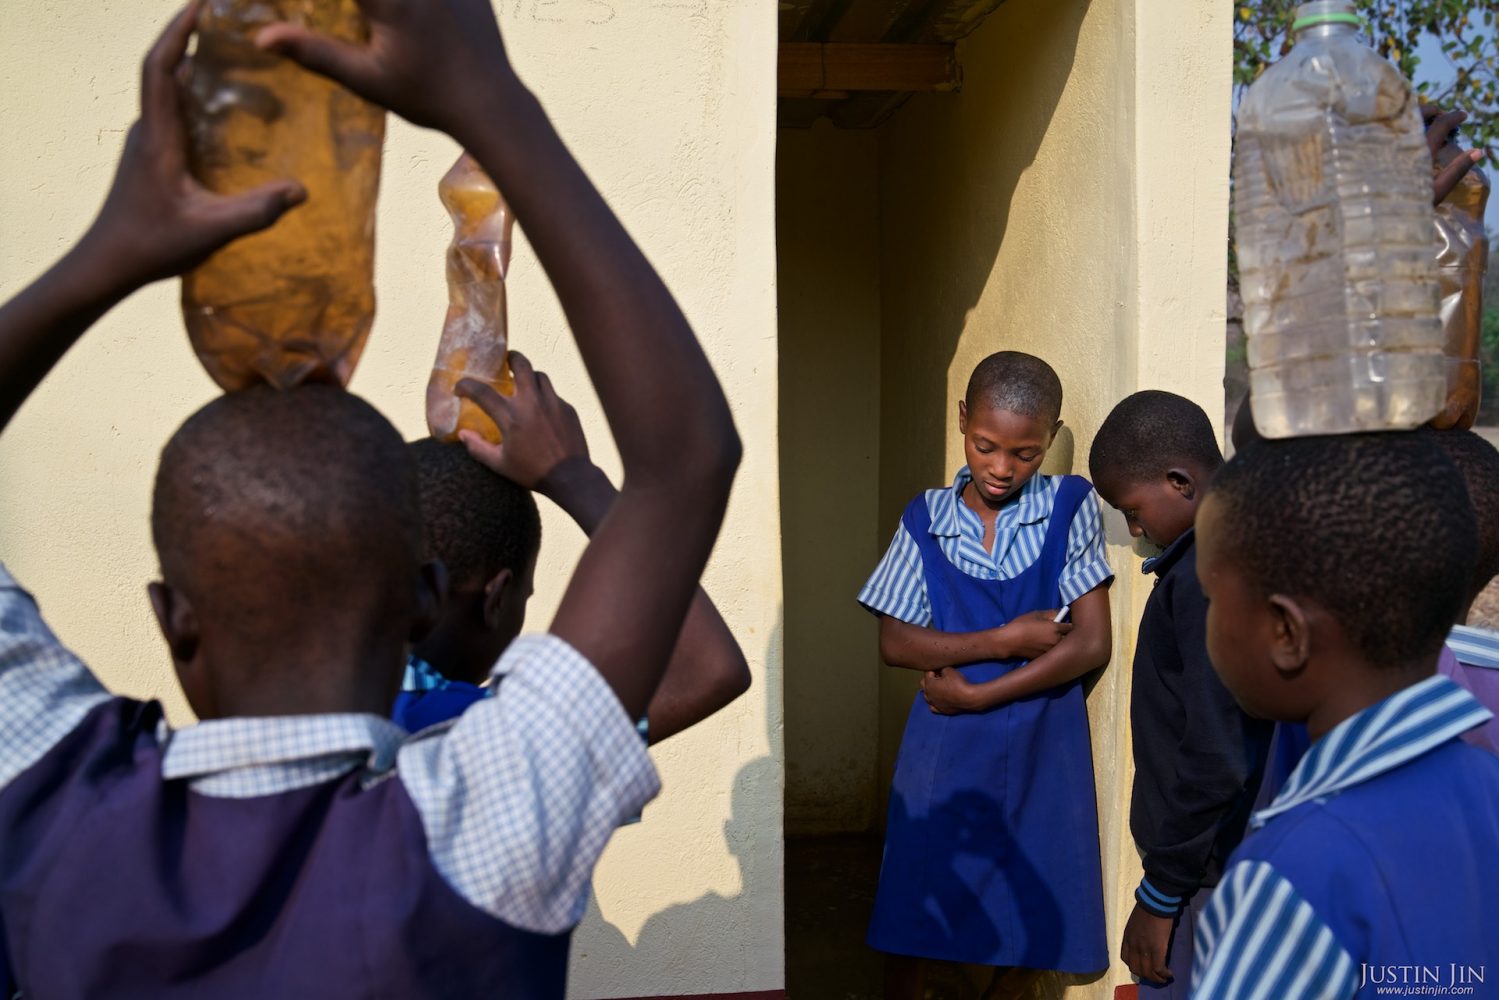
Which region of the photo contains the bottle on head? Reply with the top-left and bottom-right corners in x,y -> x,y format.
181,0 -> 386,392
1233,0 -> 1443,438
427,153 -> 516,444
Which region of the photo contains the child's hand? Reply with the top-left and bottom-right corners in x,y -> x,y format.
1424,105 -> 1485,206
998,610 -> 1073,660
920,668 -> 976,715
258,0 -> 514,143
456,351 -> 593,494
1121,902 -> 1174,984
84,2 -> 305,293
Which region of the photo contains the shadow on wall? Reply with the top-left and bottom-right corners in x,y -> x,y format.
874,0 -> 1093,517
572,622 -> 784,999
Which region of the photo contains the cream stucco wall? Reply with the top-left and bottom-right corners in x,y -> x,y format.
0,2 -> 781,998
779,0 -> 1227,994
778,123 -> 883,837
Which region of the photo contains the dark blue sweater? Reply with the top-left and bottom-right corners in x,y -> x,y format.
1129,529 -> 1273,914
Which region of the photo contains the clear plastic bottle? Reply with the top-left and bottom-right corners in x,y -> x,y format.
181,0 -> 386,391
1233,0 -> 1443,438
1430,140 -> 1489,430
426,153 -> 515,444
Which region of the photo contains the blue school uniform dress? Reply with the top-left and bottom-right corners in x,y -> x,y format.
858,469 -> 1113,972
0,565 -> 658,999
1193,676 -> 1499,999
1254,622 -> 1499,813
391,655 -> 491,731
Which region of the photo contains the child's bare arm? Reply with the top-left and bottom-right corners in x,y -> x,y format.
265,0 -> 741,720
0,2 -> 302,434
460,357 -> 751,742
878,613 -> 1071,671
921,584 -> 1110,713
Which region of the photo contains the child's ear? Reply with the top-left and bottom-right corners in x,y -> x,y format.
1266,593 -> 1311,677
482,567 -> 517,632
1166,468 -> 1197,501
957,399 -> 968,434
147,581 -> 198,665
410,561 -> 449,644
1050,418 -> 1063,443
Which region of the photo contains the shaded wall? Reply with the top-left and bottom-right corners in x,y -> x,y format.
778,123 -> 883,836
0,1 -> 782,997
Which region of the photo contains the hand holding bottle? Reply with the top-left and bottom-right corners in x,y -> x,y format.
455,351 -> 592,497
90,1 -> 305,292
257,0 -> 516,145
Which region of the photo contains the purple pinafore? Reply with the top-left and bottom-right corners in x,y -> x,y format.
867,475 -> 1108,973
0,698 -> 569,998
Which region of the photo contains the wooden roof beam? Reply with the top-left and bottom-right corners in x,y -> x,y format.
778,42 -> 961,98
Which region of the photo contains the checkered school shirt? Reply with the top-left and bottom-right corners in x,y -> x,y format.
0,564 -> 659,935
1191,676 -> 1492,999
858,468 -> 1112,624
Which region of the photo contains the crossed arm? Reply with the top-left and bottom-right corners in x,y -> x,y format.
918,584 -> 1111,713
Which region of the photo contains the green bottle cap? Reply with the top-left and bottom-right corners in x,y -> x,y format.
1291,11 -> 1363,30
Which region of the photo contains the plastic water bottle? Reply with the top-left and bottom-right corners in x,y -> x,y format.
426,153 -> 516,444
1431,138 -> 1489,430
1234,0 -> 1442,437
181,0 -> 386,392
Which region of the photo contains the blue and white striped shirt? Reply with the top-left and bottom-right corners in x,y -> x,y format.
858,468 -> 1112,625
1192,676 -> 1495,999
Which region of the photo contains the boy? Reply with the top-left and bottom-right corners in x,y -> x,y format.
1430,428 -> 1499,754
394,350 -> 750,738
859,352 -> 1114,998
0,2 -> 740,997
1191,433 -> 1499,998
1088,391 -> 1271,998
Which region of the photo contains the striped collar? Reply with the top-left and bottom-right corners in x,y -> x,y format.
1251,675 -> 1492,830
404,654 -> 453,692
928,467 -> 1052,538
1447,624 -> 1499,669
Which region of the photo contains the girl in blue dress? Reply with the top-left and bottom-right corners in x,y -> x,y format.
858,352 -> 1114,997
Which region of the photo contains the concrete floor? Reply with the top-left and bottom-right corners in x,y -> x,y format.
785,835 -> 1071,1000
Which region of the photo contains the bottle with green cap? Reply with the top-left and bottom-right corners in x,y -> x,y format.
1234,0 -> 1442,437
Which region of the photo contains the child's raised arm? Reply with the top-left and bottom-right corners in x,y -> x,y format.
459,353 -> 751,742
0,2 -> 303,434
265,0 -> 742,719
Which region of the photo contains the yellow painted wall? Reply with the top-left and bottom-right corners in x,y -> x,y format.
777,122 -> 883,836
863,0 -> 1228,995
0,2 -> 782,997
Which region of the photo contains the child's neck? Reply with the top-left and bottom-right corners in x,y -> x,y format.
961,478 -> 1025,554
1304,659 -> 1434,741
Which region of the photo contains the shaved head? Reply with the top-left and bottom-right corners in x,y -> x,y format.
151,385 -> 423,656
965,352 -> 1063,424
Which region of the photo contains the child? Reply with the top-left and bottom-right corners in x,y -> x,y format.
0,3 -> 741,997
1191,433 -> 1499,998
1088,391 -> 1271,997
1430,429 -> 1499,754
395,351 -> 750,738
858,351 -> 1114,996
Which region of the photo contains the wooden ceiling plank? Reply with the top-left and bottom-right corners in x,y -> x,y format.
778,42 -> 958,96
